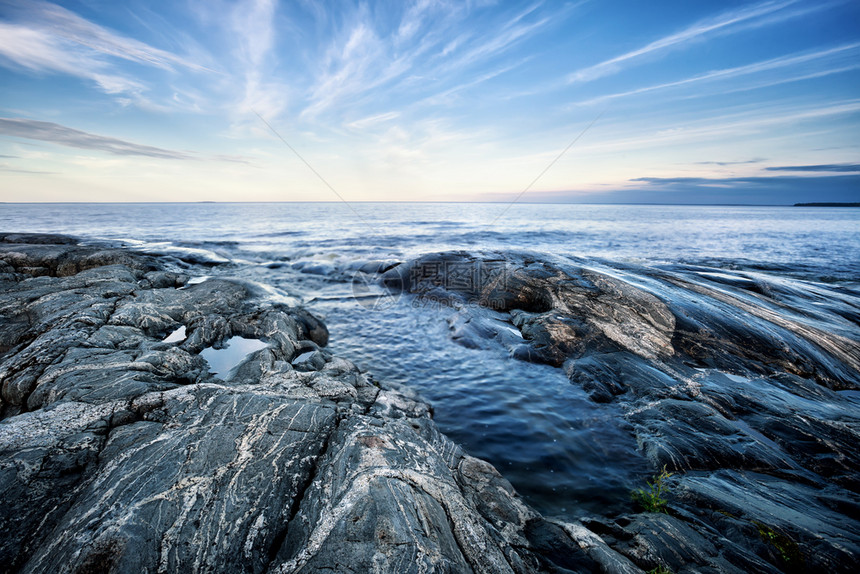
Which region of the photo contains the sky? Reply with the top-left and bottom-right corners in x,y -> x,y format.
0,0 -> 858,204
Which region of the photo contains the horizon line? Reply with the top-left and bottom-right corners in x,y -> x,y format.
0,200 -> 822,207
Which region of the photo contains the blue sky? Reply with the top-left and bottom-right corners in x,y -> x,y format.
1,0 -> 858,203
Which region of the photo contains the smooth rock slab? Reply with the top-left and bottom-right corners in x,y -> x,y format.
21,385 -> 336,574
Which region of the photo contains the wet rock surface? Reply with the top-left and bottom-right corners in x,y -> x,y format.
1,235 -> 638,574
381,251 -> 860,573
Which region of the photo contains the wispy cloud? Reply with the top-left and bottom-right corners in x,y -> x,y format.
210,153 -> 254,165
396,0 -> 439,44
436,2 -> 549,72
346,111 -> 401,130
630,174 -> 857,186
696,159 -> 766,166
229,0 -> 288,120
0,0 -> 210,105
578,99 -> 860,154
301,7 -> 387,121
480,172 -> 860,205
6,1 -> 208,70
566,0 -> 814,85
0,21 -> 144,96
299,1 -> 559,123
417,59 -> 531,108
0,117 -> 192,159
574,42 -> 860,106
766,163 -> 860,172
0,163 -> 56,175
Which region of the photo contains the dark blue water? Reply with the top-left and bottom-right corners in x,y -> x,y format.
2,202 -> 858,517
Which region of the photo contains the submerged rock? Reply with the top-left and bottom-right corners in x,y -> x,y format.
0,236 -> 627,574
382,251 -> 860,573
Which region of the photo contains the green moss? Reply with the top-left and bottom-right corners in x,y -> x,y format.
631,466 -> 674,513
646,566 -> 673,574
753,521 -> 804,569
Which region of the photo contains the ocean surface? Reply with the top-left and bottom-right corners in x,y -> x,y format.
3,202 -> 859,518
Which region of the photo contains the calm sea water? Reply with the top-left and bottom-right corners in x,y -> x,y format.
2,202 -> 858,517
4,203 -> 858,279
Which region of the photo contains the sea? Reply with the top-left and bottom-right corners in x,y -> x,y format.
3,202 -> 858,519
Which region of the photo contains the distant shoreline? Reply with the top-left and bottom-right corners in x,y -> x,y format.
794,202 -> 860,207
0,201 -> 816,206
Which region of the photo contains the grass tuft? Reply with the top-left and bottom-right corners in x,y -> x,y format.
632,466 -> 674,513
753,520 -> 804,569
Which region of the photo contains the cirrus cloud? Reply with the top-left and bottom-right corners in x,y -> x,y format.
0,117 -> 192,160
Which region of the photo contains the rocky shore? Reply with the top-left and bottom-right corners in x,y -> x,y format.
380,251 -> 860,573
1,234 -> 630,574
2,235 -> 858,573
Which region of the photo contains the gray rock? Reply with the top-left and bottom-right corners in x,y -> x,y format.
291,350 -> 327,372
1,235 -> 621,574
381,251 -> 860,573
